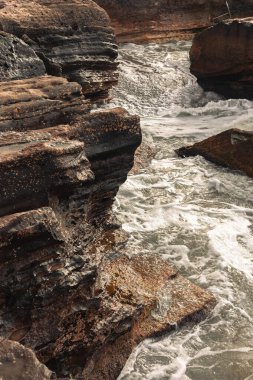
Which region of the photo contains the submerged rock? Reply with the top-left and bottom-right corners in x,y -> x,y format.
190,18 -> 253,99
94,0 -> 253,43
176,129 -> 253,179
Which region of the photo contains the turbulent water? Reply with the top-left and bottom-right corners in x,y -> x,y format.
111,41 -> 253,380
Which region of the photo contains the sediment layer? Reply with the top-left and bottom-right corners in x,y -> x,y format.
94,0 -> 253,42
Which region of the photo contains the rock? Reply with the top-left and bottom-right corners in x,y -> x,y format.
176,129 -> 253,179
0,32 -> 45,81
130,141 -> 156,175
83,254 -> 215,380
0,0 -> 119,101
0,1 -> 216,379
190,18 -> 253,99
0,75 -> 90,132
94,0 -> 253,43
0,339 -> 53,380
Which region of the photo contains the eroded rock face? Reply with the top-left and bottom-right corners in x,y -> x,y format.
176,129 -> 253,179
0,0 -> 118,101
0,32 -> 45,81
0,1 -> 216,379
83,255 -> 215,379
0,340 -> 53,380
94,0 -> 253,42
190,19 -> 253,99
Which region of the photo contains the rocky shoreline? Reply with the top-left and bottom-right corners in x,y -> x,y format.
0,1 -> 217,379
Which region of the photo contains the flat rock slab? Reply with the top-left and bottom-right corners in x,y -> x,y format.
82,253 -> 216,379
176,129 -> 253,179
190,18 -> 253,99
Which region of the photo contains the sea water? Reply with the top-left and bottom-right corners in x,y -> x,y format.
112,41 -> 253,380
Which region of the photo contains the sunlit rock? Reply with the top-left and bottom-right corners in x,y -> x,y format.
177,129 -> 253,179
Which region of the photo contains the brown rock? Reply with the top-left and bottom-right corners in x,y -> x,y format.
176,129 -> 253,178
94,0 -> 253,43
0,75 -> 90,132
83,254 -> 215,379
130,141 -> 156,175
0,339 -> 53,380
0,1 -> 217,379
0,0 -> 119,101
190,18 -> 253,99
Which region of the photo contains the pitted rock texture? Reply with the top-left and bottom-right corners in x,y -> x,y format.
0,340 -> 54,380
94,0 -> 253,42
0,0 -> 118,101
0,32 -> 45,81
83,255 -> 215,380
176,129 -> 253,179
0,76 -> 90,132
190,19 -> 253,99
0,2 -> 216,379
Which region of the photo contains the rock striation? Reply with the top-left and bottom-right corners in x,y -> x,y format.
0,0 -> 119,101
190,18 -> 253,99
176,129 -> 253,179
0,1 -> 216,379
94,0 -> 253,43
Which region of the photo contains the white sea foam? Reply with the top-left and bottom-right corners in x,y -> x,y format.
115,41 -> 253,380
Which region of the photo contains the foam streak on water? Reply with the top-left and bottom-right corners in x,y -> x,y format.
113,41 -> 253,380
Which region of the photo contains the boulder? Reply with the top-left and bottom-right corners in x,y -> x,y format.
190,19 -> 253,99
176,129 -> 253,179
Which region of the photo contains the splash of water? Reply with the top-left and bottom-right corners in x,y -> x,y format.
113,41 -> 253,380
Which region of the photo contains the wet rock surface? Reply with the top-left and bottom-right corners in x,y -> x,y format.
0,340 -> 54,380
0,1 -> 216,379
190,18 -> 253,99
176,129 -> 253,179
94,0 -> 253,43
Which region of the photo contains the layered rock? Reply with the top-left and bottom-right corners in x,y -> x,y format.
0,1 -> 216,379
176,129 -> 253,179
0,0 -> 119,101
94,0 -> 253,42
190,19 -> 253,99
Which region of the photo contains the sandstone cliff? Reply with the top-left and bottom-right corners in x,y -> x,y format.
0,1 -> 215,379
190,18 -> 253,99
94,0 -> 253,42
